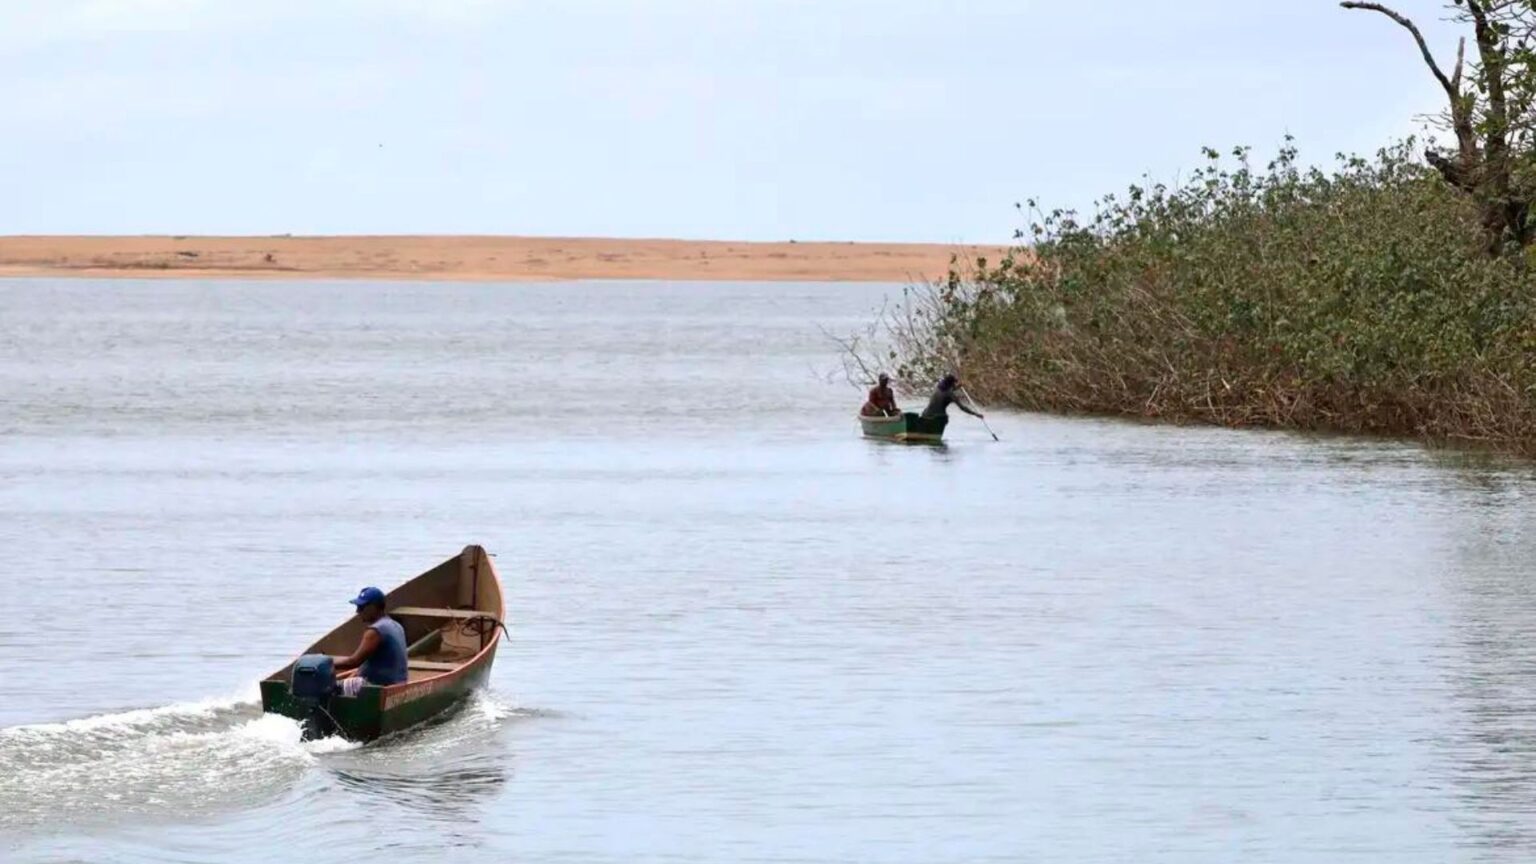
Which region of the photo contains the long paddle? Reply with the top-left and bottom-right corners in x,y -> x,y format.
960,387 -> 1000,441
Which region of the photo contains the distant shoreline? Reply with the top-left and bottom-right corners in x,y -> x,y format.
0,235 -> 1005,283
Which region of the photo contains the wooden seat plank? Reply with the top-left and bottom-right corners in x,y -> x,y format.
392,606 -> 485,620
407,659 -> 461,671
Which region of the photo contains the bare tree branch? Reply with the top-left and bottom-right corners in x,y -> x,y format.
1466,0 -> 1525,252
1467,0 -> 1510,151
1345,0 -> 1536,255
1341,2 -> 1461,101
1343,2 -> 1484,218
1453,36 -> 1466,94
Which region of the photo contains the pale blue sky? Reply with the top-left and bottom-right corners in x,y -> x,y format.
0,1 -> 1462,241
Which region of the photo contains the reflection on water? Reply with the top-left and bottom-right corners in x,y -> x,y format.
330,758 -> 512,856
865,438 -> 953,462
1438,492 -> 1536,854
330,697 -> 515,821
5,279 -> 1536,863
332,764 -> 509,818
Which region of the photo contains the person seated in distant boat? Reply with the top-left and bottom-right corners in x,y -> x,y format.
861,373 -> 900,417
330,586 -> 408,696
921,373 -> 984,420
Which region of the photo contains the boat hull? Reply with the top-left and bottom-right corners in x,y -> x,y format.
260,545 -> 504,742
858,411 -> 947,443
260,646 -> 494,740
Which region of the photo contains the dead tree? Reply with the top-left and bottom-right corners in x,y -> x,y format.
1342,0 -> 1535,256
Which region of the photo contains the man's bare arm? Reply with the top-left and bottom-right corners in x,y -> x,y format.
331,628 -> 381,671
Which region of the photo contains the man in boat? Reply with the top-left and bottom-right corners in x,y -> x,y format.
330,586 -> 408,696
921,373 -> 984,420
861,372 -> 900,417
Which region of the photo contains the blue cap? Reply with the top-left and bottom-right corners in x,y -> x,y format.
349,586 -> 386,607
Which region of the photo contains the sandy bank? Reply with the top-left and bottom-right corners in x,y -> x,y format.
0,235 -> 1005,283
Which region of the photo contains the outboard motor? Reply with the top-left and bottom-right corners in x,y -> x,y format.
290,654 -> 338,739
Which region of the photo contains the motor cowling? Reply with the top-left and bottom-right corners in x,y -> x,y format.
291,654 -> 336,705
290,654 -> 338,740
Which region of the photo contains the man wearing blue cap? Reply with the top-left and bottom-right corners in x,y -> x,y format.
330,586 -> 409,696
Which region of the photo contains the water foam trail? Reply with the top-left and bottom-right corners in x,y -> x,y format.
0,685 -> 260,743
0,688 -> 356,834
0,688 -> 528,835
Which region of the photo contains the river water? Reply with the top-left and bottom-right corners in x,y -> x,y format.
3,279 -> 1536,863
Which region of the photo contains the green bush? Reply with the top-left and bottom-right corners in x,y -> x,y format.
870,139 -> 1536,451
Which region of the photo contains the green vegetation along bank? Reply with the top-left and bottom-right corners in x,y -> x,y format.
863,141 -> 1536,454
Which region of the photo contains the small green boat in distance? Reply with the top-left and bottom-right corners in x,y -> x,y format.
858,411 -> 948,443
260,544 -> 505,742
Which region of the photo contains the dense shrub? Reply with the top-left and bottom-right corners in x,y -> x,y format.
862,140 -> 1536,451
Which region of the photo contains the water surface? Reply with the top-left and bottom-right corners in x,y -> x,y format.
4,279 -> 1536,863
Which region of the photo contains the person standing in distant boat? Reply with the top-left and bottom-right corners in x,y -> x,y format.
330,586 -> 409,696
861,372 -> 900,417
921,373 -> 984,420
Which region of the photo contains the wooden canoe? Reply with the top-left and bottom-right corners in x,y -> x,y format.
259,544 -> 505,742
858,411 -> 948,443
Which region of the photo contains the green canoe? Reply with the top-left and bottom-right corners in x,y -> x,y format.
260,544 -> 506,742
858,411 -> 948,443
